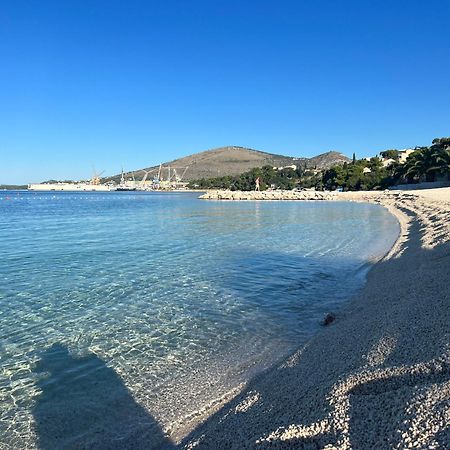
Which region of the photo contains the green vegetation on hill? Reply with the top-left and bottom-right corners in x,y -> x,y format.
400,138 -> 450,182
322,158 -> 393,191
0,185 -> 28,190
379,149 -> 400,160
323,138 -> 450,190
189,165 -> 321,191
189,138 -> 450,191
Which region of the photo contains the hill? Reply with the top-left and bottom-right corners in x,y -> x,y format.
307,151 -> 350,169
106,147 -> 349,183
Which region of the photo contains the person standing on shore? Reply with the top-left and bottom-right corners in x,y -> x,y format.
255,177 -> 260,191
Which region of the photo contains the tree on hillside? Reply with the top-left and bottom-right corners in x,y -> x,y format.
429,140 -> 450,179
402,142 -> 450,182
322,165 -> 346,190
380,149 -> 400,160
403,148 -> 430,182
431,137 -> 450,146
322,157 -> 392,191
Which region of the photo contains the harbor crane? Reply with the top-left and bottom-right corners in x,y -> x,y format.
121,164 -> 190,190
166,166 -> 189,183
157,163 -> 162,182
91,167 -> 105,185
140,170 -> 150,189
147,164 -> 190,185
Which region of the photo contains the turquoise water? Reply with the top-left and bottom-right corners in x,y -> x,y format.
0,191 -> 399,448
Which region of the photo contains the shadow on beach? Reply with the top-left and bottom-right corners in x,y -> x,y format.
32,204 -> 450,449
32,344 -> 175,450
176,211 -> 450,448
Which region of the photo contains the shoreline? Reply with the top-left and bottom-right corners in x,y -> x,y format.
174,188 -> 450,449
166,196 -> 400,443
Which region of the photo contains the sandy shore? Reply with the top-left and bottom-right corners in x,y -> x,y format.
174,188 -> 450,449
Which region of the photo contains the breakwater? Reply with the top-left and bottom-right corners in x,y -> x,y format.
200,190 -> 338,201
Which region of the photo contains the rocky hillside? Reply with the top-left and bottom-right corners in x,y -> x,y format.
307,151 -> 350,169
106,147 -> 349,182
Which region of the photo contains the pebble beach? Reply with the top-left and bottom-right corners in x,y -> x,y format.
177,188 -> 450,449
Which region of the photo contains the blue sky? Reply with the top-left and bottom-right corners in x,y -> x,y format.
1,0 -> 450,183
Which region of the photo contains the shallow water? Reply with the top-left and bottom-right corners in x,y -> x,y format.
0,191 -> 399,448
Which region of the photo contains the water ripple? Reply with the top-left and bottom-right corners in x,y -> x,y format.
0,191 -> 399,448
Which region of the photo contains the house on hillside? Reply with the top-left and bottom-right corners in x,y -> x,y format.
379,149 -> 415,165
398,149 -> 415,163
382,158 -> 396,167
273,165 -> 297,171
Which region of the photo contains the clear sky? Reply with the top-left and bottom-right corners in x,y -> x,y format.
1,0 -> 450,184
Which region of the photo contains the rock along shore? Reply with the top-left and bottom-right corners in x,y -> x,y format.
200,189 -> 338,201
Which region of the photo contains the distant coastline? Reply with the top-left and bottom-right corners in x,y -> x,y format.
0,185 -> 28,190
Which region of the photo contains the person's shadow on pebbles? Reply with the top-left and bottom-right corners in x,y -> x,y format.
32,344 -> 175,450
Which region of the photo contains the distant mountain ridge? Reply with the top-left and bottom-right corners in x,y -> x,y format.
106,146 -> 350,182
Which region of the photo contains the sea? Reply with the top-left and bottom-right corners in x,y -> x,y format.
0,191 -> 399,448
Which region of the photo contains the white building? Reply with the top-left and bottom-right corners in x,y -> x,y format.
379,149 -> 416,165
398,149 -> 415,163
273,165 -> 297,171
382,158 -> 396,167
